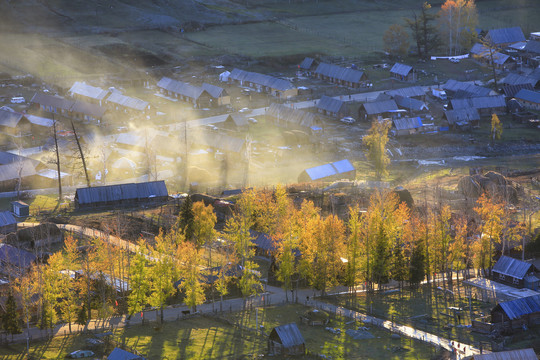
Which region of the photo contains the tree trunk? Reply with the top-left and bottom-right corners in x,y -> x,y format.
70,120 -> 91,187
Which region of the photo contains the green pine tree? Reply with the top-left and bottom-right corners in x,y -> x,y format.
179,195 -> 195,241
2,292 -> 22,339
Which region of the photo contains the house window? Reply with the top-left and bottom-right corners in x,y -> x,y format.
499,274 -> 505,280
513,277 -> 519,285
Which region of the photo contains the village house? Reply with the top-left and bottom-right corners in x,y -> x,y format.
450,95 -> 507,116
70,100 -> 108,123
30,92 -> 73,116
298,159 -> 355,183
393,95 -> 428,114
492,255 -> 538,289
501,73 -> 539,88
486,26 -> 526,48
358,99 -> 400,120
392,117 -> 424,136
316,95 -> 348,118
502,83 -> 535,99
266,103 -> 321,131
470,43 -> 513,69
522,40 -> 540,67
157,77 -> 213,108
0,210 -> 17,235
442,79 -> 492,98
220,113 -> 249,132
314,62 -> 368,88
514,89 -> 540,110
443,107 -> 481,130
29,93 -> 108,123
491,294 -> 540,331
68,81 -> 109,106
75,180 -> 168,210
471,348 -> 538,360
385,86 -> 426,100
228,69 -> 297,99
105,92 -> 150,116
299,57 -> 316,74
0,108 -> 31,137
0,152 -> 42,193
268,323 -> 305,356
390,63 -> 416,82
202,83 -> 230,106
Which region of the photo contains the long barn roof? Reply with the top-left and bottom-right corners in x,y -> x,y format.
229,69 -> 294,91
106,92 -> 149,111
494,294 -> 540,320
69,82 -> 109,101
304,159 -> 354,181
267,103 -> 318,128
315,63 -> 366,83
487,26 -> 526,45
450,95 -> 506,110
363,99 -> 399,115
75,181 -> 168,205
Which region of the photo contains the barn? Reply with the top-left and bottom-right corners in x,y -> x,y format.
450,95 -> 507,116
490,294 -> 540,331
298,159 -> 355,183
443,107 -> 481,130
202,83 -> 230,106
390,63 -> 415,82
228,69 -> 297,99
105,92 -> 150,116
0,210 -> 17,235
486,26 -> 526,47
358,99 -> 399,120
268,323 -> 305,356
157,77 -> 213,108
68,82 -> 109,106
514,89 -> 540,110
442,79 -> 492,98
266,103 -> 320,130
492,255 -> 538,289
314,63 -> 368,88
0,109 -> 31,137
316,95 -> 348,118
75,181 -> 168,209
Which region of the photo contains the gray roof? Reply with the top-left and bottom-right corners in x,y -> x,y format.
0,108 -> 26,128
71,100 -> 107,118
530,67 -> 540,81
501,73 -> 538,87
69,82 -> 109,101
502,83 -> 534,97
0,210 -> 16,227
393,117 -> 423,130
487,27 -> 526,45
107,347 -> 142,360
229,69 -> 294,91
30,92 -> 74,111
226,113 -> 248,127
299,57 -> 315,70
0,243 -> 36,269
443,79 -> 491,97
106,92 -> 149,111
317,95 -> 346,114
202,83 -> 226,98
314,63 -> 367,84
267,103 -> 318,128
26,114 -> 54,128
157,77 -> 206,100
470,43 -> 511,65
515,89 -> 540,104
444,107 -> 480,124
304,159 -> 355,181
75,181 -> 168,205
472,348 -> 537,360
385,86 -> 426,98
0,161 -> 37,182
390,62 -> 413,76
271,323 -> 305,348
0,152 -> 40,167
394,95 -> 428,111
494,294 -> 540,320
363,99 -> 399,115
524,40 -> 540,55
451,95 -> 506,110
492,255 -> 535,279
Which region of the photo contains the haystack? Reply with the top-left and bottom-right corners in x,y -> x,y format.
458,176 -> 482,198
484,171 -> 507,186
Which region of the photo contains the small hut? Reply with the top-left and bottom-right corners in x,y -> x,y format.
268,323 -> 305,356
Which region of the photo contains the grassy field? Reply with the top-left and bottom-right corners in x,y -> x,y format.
0,304 -> 442,359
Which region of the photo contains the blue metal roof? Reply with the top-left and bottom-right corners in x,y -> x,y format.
332,159 -> 355,173
487,26 -> 525,45
107,347 -> 142,360
76,181 -> 168,205
495,294 -> 540,320
0,243 -> 36,269
305,163 -> 337,181
492,255 -> 535,279
0,210 -> 16,227
515,89 -> 540,104
271,323 -> 305,348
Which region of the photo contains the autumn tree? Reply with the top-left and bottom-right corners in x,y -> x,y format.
127,240 -> 151,322
40,253 -> 62,331
192,201 -> 217,250
408,217 -> 426,288
148,231 -> 178,323
475,37 -> 500,90
363,119 -> 391,180
438,0 -> 478,55
344,205 -> 362,298
383,24 -> 410,58
177,241 -> 206,312
474,193 -> 504,275
490,113 -> 503,145
429,205 -> 452,288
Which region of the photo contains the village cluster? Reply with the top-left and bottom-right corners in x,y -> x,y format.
0,0 -> 539,356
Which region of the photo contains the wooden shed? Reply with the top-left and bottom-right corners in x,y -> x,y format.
268,323 -> 305,356
490,295 -> 540,331
390,63 -> 415,82
492,255 -> 538,289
